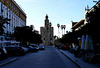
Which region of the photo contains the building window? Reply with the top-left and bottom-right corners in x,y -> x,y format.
1,37 -> 3,41
7,0 -> 8,5
10,3 -> 11,8
50,38 -> 52,40
12,4 -> 13,10
44,38 -> 45,41
1,4 -> 3,13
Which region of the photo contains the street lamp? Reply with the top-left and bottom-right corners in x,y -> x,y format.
57,23 -> 60,38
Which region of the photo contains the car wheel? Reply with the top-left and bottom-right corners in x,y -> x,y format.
15,52 -> 19,55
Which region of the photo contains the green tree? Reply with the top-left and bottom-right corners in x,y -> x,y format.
13,26 -> 33,45
0,16 -> 10,35
32,30 -> 43,44
13,26 -> 42,45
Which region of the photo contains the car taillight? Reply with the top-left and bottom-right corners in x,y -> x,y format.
20,49 -> 24,51
63,46 -> 66,47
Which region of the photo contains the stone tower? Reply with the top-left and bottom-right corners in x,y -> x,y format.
40,15 -> 54,46
84,5 -> 90,24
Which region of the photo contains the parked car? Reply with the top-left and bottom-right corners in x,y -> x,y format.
56,45 -> 62,49
25,46 -> 35,52
0,48 -> 7,60
22,47 -> 28,53
38,44 -> 45,50
5,46 -> 25,56
61,45 -> 68,50
30,44 -> 39,52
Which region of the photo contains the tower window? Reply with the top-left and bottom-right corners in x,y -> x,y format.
50,38 -> 52,40
44,38 -> 45,40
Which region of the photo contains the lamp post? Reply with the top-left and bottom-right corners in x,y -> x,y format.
57,23 -> 60,38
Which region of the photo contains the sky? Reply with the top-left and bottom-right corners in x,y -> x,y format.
15,0 -> 96,37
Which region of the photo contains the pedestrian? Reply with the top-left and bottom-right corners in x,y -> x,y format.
74,43 -> 79,57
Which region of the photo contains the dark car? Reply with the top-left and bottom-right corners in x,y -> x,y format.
30,44 -> 39,52
5,46 -> 25,56
26,46 -> 35,52
38,44 -> 45,50
0,48 -> 7,60
61,45 -> 68,50
56,45 -> 62,49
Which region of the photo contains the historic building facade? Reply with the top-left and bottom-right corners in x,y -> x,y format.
40,15 -> 54,46
0,0 -> 26,47
0,0 -> 26,35
71,1 -> 100,49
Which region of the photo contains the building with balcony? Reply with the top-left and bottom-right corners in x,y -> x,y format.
71,1 -> 100,49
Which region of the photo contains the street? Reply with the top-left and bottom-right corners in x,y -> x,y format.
0,46 -> 78,68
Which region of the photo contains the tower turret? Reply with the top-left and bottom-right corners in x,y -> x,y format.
46,14 -> 48,20
84,5 -> 90,24
45,14 -> 49,29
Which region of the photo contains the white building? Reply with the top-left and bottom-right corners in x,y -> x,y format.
0,0 -> 27,47
0,0 -> 26,34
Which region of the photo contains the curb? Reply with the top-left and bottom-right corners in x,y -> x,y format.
0,58 -> 18,67
59,50 -> 81,68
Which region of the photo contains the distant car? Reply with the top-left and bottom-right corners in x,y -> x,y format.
30,44 -> 39,52
0,48 -> 7,60
61,45 -> 68,50
25,46 -> 35,52
38,44 -> 45,50
55,45 -> 62,49
5,46 -> 25,55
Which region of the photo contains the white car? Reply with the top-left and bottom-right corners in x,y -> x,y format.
22,47 -> 28,53
30,44 -> 39,51
38,44 -> 45,50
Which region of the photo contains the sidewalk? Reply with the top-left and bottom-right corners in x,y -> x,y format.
60,49 -> 100,68
0,57 -> 18,67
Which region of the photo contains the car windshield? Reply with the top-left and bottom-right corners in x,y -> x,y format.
30,44 -> 38,47
39,45 -> 44,47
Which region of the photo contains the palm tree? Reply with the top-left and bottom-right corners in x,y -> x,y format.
57,23 -> 60,38
63,25 -> 66,34
61,25 -> 64,36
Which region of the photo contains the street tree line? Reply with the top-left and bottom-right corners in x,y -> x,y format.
57,3 -> 100,45
0,15 -> 42,46
13,25 -> 43,46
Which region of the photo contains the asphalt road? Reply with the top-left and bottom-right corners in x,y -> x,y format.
1,46 -> 78,68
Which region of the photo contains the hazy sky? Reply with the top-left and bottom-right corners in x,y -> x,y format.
15,0 -> 96,37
